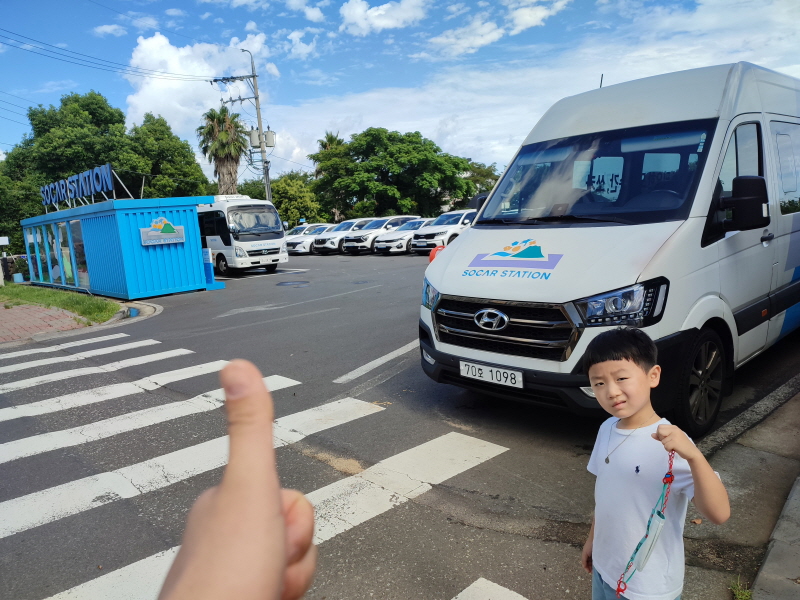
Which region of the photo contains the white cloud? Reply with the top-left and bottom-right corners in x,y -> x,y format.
93,24 -> 128,37
504,0 -> 571,35
297,67 -> 338,85
215,18 -> 225,24
200,12 -> 213,19
198,0 -> 269,9
285,30 -> 318,59
427,14 -> 504,57
339,0 -> 429,36
55,42 -> 68,49
165,8 -> 187,17
121,12 -> 160,33
445,3 -> 469,20
33,80 -> 78,93
265,62 -> 281,77
245,20 -> 260,32
0,149 -> 7,161
285,0 -> 326,23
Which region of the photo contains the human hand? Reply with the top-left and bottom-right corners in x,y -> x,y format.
651,424 -> 701,461
158,360 -> 317,600
581,537 -> 593,574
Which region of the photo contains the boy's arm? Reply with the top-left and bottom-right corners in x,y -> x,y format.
581,514 -> 594,574
652,425 -> 730,525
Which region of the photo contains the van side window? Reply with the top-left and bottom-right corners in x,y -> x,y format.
770,121 -> 800,215
214,211 -> 232,246
702,122 -> 763,247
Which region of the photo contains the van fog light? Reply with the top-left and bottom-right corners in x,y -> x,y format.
422,350 -> 436,365
580,386 -> 596,398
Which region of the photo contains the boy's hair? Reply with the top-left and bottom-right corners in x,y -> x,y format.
583,327 -> 658,374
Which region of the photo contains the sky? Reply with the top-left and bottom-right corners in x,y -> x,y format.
1,0 -> 799,181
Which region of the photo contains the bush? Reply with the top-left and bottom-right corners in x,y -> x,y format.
13,256 -> 29,278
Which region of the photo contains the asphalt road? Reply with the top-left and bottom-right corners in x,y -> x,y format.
1,252 -> 799,600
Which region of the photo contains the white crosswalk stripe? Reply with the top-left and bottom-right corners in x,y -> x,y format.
43,432 -> 507,600
453,578 -> 529,600
0,375 -> 300,464
0,333 -> 129,361
0,361 -> 229,423
0,339 -> 161,374
0,398 -> 383,538
0,349 -> 194,393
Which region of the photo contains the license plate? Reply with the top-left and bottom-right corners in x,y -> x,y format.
459,361 -> 523,388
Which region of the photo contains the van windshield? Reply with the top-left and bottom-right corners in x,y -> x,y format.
228,204 -> 283,240
477,119 -> 717,226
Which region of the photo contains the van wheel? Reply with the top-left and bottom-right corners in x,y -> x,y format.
216,255 -> 230,275
673,328 -> 726,437
265,264 -> 278,273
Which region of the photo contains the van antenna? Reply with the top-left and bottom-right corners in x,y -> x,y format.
599,74 -> 604,88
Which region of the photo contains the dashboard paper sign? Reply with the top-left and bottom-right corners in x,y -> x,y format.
140,217 -> 186,246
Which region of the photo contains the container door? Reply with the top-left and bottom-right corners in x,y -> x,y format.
717,118 -> 777,364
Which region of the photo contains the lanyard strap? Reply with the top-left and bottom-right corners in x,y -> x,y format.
615,450 -> 675,598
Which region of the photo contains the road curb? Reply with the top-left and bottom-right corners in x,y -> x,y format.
752,476 -> 800,599
697,373 -> 800,457
0,300 -> 164,349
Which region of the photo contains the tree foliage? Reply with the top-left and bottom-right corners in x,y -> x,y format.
0,91 -> 207,255
308,127 -> 475,220
238,170 -> 321,226
196,106 -> 248,195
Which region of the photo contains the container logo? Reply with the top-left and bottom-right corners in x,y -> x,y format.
140,217 -> 186,246
468,239 -> 563,269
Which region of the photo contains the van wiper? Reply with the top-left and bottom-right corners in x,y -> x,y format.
522,214 -> 635,225
475,218 -> 515,225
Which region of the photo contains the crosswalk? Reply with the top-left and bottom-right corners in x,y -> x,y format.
0,333 -> 522,600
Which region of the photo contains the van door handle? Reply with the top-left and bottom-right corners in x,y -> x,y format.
761,233 -> 774,243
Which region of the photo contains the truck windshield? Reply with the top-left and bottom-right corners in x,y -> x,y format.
477,119 -> 718,226
228,205 -> 282,233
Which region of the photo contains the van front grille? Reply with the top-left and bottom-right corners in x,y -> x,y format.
433,295 -> 580,362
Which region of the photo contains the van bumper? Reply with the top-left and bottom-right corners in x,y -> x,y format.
418,321 -> 695,416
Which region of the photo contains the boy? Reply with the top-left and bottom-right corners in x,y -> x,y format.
581,328 -> 730,600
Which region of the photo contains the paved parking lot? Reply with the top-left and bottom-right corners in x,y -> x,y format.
2,252 -> 800,599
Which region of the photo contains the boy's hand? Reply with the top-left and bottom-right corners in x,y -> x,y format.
651,424 -> 701,461
580,538 -> 593,574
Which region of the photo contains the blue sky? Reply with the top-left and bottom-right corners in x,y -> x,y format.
1,0 -> 799,180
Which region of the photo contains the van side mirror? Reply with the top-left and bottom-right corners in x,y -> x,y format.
228,224 -> 237,233
721,176 -> 770,231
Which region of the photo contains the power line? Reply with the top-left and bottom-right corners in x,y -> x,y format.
0,114 -> 29,126
0,141 -> 17,147
113,167 -> 209,185
0,105 -> 27,117
0,33 -> 215,81
84,0 -> 206,46
0,90 -> 37,104
0,98 -> 29,110
0,27 -> 213,80
270,154 -> 314,170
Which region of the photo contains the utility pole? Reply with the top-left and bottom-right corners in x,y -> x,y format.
209,51 -> 273,203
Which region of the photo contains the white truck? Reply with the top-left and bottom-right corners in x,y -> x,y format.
197,195 -> 288,275
420,62 -> 800,436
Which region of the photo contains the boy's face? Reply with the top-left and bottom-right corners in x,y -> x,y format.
587,358 -> 661,423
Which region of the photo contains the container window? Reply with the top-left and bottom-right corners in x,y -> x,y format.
37,226 -> 50,283
57,222 -> 76,286
46,224 -> 64,285
69,220 -> 91,288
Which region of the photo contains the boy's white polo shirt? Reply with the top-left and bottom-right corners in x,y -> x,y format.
588,417 -> 695,600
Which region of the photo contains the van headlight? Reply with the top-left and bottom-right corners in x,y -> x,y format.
281,242 -> 287,253
574,278 -> 669,327
421,278 -> 441,310
235,246 -> 247,258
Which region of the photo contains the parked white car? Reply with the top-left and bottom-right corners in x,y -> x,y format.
286,223 -> 328,242
411,210 -> 477,253
342,215 -> 420,253
313,218 -> 375,254
287,224 -> 336,254
375,219 -> 433,254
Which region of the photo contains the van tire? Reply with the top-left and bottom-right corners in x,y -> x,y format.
216,255 -> 230,275
265,264 -> 278,273
672,328 -> 726,438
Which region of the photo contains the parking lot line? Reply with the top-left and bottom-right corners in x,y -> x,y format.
333,340 -> 419,384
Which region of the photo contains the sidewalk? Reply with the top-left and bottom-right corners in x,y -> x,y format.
685,393 -> 800,599
0,304 -> 88,342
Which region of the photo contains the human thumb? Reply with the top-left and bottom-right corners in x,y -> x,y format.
219,360 -> 279,496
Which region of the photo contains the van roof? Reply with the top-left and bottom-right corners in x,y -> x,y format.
524,62 -> 800,145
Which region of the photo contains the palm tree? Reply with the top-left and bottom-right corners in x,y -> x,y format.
317,130 -> 344,152
196,106 -> 248,195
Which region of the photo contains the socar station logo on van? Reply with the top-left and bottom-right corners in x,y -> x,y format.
462,239 -> 563,279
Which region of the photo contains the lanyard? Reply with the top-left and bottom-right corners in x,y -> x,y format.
615,450 -> 676,598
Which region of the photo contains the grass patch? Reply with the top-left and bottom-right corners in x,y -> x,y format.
730,576 -> 752,600
0,283 -> 120,324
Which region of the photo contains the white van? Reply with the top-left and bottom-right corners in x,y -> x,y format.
197,195 -> 288,275
420,62 -> 800,436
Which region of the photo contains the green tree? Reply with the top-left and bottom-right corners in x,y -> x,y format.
270,175 -> 321,226
0,91 -> 209,255
196,106 -> 248,195
308,127 -> 476,219
465,161 -> 500,194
